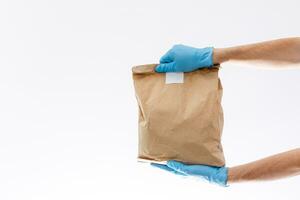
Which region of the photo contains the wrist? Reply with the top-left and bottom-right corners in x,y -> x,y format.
227,166 -> 243,184
213,47 -> 230,64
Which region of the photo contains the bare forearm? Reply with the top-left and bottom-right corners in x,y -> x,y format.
213,37 -> 300,67
227,148 -> 300,184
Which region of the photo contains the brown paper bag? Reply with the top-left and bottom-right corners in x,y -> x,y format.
132,64 -> 225,166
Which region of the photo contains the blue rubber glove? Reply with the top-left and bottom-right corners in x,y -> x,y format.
151,160 -> 228,187
155,45 -> 214,73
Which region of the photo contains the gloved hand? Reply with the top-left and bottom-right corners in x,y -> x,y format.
155,45 -> 214,73
151,160 -> 228,187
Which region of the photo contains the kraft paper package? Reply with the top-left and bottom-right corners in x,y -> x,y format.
132,64 -> 225,166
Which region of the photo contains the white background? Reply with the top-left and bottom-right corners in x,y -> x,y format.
0,0 -> 300,199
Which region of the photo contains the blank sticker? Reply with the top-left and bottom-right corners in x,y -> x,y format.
165,72 -> 184,84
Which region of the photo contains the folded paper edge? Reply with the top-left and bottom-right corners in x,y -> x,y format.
132,64 -> 221,74
132,64 -> 157,74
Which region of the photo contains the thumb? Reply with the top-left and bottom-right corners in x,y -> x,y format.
155,62 -> 175,73
159,50 -> 173,63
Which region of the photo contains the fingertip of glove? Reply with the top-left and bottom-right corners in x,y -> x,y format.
155,62 -> 176,73
150,163 -> 160,167
150,162 -> 177,173
167,160 -> 185,170
155,65 -> 164,73
150,163 -> 168,170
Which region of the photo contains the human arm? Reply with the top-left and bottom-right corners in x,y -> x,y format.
228,148 -> 300,184
214,37 -> 300,67
156,37 -> 300,72
151,148 -> 300,186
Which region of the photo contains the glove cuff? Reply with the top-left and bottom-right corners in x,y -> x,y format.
197,47 -> 214,68
213,167 -> 229,187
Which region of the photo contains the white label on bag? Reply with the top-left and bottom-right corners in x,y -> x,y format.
165,72 -> 184,84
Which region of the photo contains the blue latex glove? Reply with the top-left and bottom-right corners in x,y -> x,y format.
155,45 -> 214,73
151,160 -> 228,187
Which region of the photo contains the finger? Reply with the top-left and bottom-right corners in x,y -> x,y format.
151,163 -> 174,172
159,49 -> 173,63
155,62 -> 175,73
151,163 -> 187,176
168,161 -> 216,176
167,160 -> 190,174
